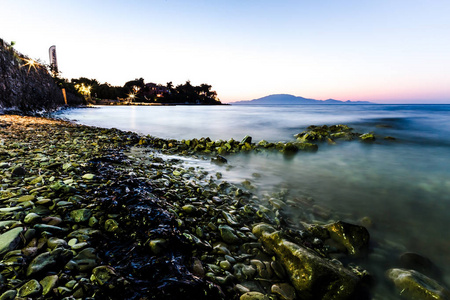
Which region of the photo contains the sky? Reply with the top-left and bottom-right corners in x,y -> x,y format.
1,0 -> 450,103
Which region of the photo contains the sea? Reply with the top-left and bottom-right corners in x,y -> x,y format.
55,104 -> 450,299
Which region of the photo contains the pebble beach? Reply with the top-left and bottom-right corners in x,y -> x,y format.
0,115 -> 448,300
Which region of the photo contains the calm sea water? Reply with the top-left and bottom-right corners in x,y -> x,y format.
56,104 -> 450,298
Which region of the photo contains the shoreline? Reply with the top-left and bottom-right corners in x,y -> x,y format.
0,115 -> 446,300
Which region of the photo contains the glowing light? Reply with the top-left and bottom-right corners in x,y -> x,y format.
75,83 -> 92,98
21,57 -> 40,73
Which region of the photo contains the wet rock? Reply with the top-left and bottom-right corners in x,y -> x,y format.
66,247 -> 98,272
324,221 -> 370,257
34,224 -> 68,234
182,204 -> 197,214
359,133 -> 375,141
18,194 -> 35,202
40,275 -> 58,296
24,212 -> 42,224
0,290 -> 17,300
400,252 -> 442,280
104,219 -> 119,232
82,173 -> 96,180
241,135 -> 252,145
386,268 -> 450,300
219,225 -> 241,244
27,248 -> 73,276
47,237 -> 68,249
70,208 -> 92,223
11,166 -> 26,176
0,220 -> 19,230
149,239 -> 167,255
91,265 -> 118,286
17,279 -> 42,298
211,155 -> 228,165
240,291 -> 269,300
233,263 -> 256,281
0,227 -> 24,255
271,283 -> 296,300
253,224 -> 361,299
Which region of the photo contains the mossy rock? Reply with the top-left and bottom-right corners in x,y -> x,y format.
253,224 -> 361,299
386,268 -> 450,300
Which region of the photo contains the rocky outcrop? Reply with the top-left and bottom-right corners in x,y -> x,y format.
0,38 -> 82,113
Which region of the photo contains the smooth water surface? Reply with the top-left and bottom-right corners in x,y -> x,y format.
57,104 -> 450,298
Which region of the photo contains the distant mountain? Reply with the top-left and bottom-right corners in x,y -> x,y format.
231,94 -> 373,105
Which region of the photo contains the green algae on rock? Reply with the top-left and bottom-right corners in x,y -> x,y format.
386,268 -> 450,300
252,223 -> 362,300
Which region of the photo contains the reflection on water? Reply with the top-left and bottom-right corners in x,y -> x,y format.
57,104 -> 450,298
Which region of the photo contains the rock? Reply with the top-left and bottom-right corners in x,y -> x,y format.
324,221 -> 370,257
0,220 -> 19,230
149,239 -> 167,255
82,173 -> 96,180
0,227 -> 24,255
400,252 -> 442,280
11,166 -> 26,176
233,263 -> 256,281
0,290 -> 17,300
18,194 -> 35,202
182,204 -> 196,214
386,268 -> 450,300
219,225 -> 241,244
295,142 -> 319,152
91,265 -> 118,286
30,176 -> 43,185
40,275 -> 58,296
47,237 -> 68,249
67,247 -> 98,272
34,224 -> 68,234
271,283 -> 297,300
104,219 -> 119,232
240,291 -> 270,300
253,224 -> 361,299
70,208 -> 92,223
211,155 -> 227,165
24,212 -> 42,224
252,223 -> 276,237
241,135 -> 252,145
27,248 -> 73,276
17,279 -> 42,297
359,133 -> 375,141
219,260 -> 231,270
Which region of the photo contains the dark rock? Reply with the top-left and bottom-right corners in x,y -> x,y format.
241,135 -> 252,144
11,166 -> 26,176
211,155 -> 228,165
324,221 -> 370,257
400,252 -> 442,280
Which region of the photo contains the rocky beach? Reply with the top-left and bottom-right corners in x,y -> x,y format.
1,114 -> 448,300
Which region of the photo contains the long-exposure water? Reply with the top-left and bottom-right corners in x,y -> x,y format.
56,104 -> 450,298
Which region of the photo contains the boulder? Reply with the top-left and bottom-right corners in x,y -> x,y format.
324,221 -> 370,257
253,224 -> 362,299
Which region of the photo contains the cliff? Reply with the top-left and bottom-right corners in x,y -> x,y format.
0,38 -> 83,114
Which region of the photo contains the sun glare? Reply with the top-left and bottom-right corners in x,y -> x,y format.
20,57 -> 40,73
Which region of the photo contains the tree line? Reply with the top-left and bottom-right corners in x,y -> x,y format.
54,77 -> 221,105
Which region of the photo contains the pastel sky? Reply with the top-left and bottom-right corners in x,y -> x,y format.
1,0 -> 449,103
